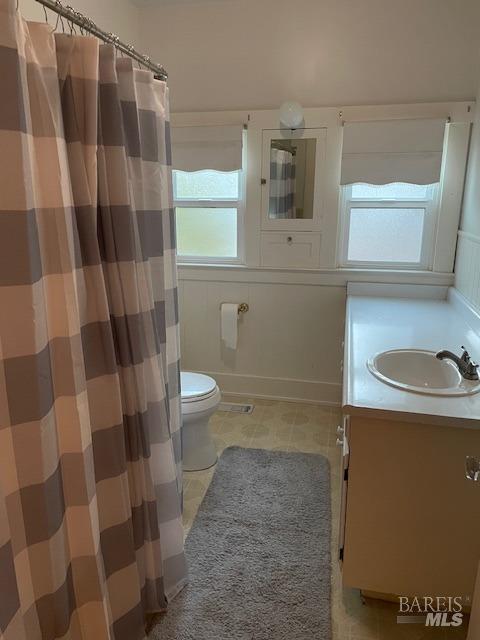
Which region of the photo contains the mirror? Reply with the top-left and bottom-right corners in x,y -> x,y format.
268,138 -> 317,219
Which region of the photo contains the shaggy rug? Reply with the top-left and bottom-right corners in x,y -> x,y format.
150,446 -> 331,640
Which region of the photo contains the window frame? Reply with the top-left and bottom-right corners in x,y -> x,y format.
173,169 -> 245,264
338,183 -> 440,270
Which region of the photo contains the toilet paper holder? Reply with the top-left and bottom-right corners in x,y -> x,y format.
220,302 -> 249,315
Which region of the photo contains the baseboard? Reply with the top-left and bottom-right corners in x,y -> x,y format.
192,370 -> 342,406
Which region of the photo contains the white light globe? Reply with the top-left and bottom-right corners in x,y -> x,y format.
279,101 -> 304,129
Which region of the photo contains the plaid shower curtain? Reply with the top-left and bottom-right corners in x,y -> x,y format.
0,2 -> 186,639
269,147 -> 296,219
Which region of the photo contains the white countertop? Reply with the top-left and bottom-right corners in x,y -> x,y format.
343,290 -> 480,428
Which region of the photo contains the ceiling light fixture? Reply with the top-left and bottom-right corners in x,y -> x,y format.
279,101 -> 304,129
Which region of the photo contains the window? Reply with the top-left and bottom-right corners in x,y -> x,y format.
339,182 -> 439,269
173,169 -> 243,262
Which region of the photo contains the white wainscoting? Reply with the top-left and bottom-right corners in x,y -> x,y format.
455,231 -> 480,312
178,277 -> 346,405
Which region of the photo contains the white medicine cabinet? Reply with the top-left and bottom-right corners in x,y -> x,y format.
261,128 -> 327,232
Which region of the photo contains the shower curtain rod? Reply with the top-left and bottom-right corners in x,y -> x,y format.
34,0 -> 168,80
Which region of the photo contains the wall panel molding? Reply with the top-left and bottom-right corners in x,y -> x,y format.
178,264 -> 455,287
196,371 -> 342,406
178,278 -> 346,404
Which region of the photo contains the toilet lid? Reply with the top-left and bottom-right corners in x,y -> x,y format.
181,372 -> 217,400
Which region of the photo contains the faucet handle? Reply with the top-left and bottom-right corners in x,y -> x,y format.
462,348 -> 479,380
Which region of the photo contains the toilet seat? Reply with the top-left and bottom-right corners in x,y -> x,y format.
181,372 -> 218,404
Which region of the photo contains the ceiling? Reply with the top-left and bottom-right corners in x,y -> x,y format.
136,0 -> 480,113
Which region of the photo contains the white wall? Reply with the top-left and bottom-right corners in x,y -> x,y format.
177,266 -> 454,404
138,0 -> 480,113
455,80 -> 480,311
179,276 -> 346,404
20,0 -> 139,47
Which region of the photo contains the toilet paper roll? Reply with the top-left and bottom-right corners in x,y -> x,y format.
221,303 -> 239,350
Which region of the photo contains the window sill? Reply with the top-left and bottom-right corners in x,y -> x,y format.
178,261 -> 247,268
177,262 -> 454,287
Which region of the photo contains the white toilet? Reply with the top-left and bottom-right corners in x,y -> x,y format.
181,372 -> 221,471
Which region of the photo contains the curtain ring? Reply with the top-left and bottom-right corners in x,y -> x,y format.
75,12 -> 85,35
65,6 -> 76,34
52,1 -> 66,33
54,12 -> 64,33
127,46 -> 140,69
81,17 -> 90,37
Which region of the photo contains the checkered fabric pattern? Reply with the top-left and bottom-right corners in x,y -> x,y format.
0,2 -> 186,639
269,147 -> 296,219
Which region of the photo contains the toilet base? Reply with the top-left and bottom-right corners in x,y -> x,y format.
182,401 -> 219,472
183,427 -> 217,471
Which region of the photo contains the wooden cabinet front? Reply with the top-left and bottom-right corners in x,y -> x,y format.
342,415 -> 480,599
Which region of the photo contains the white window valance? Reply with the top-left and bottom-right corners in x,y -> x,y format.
340,118 -> 446,185
171,125 -> 243,172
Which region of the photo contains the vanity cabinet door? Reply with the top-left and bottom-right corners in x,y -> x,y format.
342,415 -> 480,599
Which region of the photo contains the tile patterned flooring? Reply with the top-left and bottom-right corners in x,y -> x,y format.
182,397 -> 469,640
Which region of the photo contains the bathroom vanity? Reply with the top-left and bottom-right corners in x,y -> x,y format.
340,289 -> 480,600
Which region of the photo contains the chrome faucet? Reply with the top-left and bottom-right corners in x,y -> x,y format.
435,346 -> 479,381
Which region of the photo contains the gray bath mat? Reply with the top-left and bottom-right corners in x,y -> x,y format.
150,446 -> 332,640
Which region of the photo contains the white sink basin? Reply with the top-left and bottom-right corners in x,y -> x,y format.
367,349 -> 480,396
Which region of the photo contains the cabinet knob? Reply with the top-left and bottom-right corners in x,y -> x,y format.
336,437 -> 344,447
287,236 -> 293,244
261,178 -> 267,185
